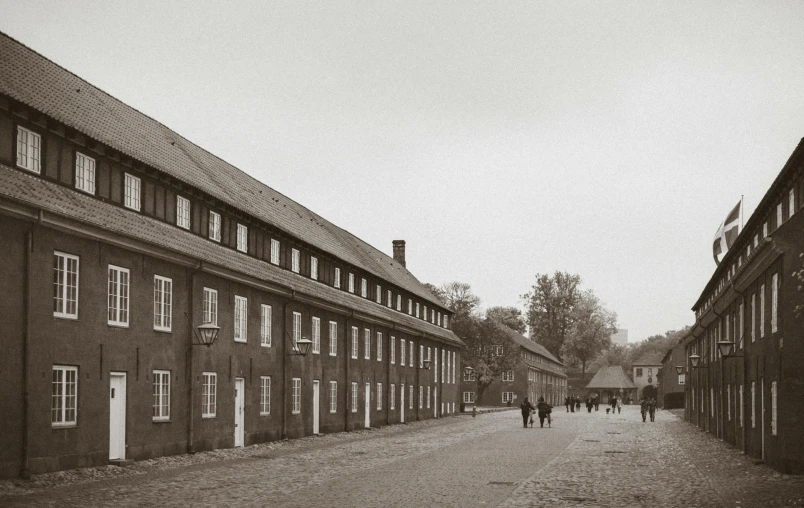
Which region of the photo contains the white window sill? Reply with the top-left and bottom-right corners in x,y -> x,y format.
108,322 -> 129,328
52,423 -> 77,429
154,327 -> 172,333
202,414 -> 216,419
234,338 -> 247,343
152,418 -> 171,423
260,412 -> 270,417
54,313 -> 78,320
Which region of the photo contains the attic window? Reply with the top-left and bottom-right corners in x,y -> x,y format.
16,126 -> 41,174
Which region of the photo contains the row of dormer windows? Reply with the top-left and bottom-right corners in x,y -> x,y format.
11,121 -> 451,330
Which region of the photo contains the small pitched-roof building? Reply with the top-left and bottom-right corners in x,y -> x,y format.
657,339 -> 688,409
586,366 -> 637,404
632,351 -> 665,400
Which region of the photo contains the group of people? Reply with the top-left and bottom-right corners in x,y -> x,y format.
563,395 -> 587,412
640,398 -> 657,422
520,397 -> 553,428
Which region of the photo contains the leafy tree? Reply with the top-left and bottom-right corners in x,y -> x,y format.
560,290 -> 617,383
437,281 -> 481,319
521,271 -> 582,360
458,317 -> 521,404
485,306 -> 527,334
423,283 -> 446,305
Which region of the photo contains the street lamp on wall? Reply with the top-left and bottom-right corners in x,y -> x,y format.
716,340 -> 743,359
290,337 -> 314,357
184,312 -> 220,347
421,359 -> 432,370
675,365 -> 684,375
689,354 -> 703,369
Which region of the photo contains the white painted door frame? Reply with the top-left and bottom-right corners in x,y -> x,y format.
109,372 -> 126,460
400,383 -> 405,423
313,380 -> 320,435
364,383 -> 371,429
234,378 -> 245,447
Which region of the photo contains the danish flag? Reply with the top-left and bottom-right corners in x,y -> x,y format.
712,199 -> 742,265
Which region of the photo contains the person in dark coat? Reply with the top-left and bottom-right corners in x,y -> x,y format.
593,395 -> 599,411
565,396 -> 570,412
520,397 -> 535,428
648,398 -> 657,422
536,397 -> 553,428
586,396 -> 593,413
574,396 -> 581,412
570,395 -> 575,413
640,398 -> 648,422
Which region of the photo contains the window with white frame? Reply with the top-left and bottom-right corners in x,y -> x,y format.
51,365 -> 77,426
445,352 -> 450,383
364,328 -> 371,360
408,299 -> 412,315
291,248 -> 300,273
351,382 -> 358,412
464,368 -> 475,382
759,283 -> 765,338
202,372 -> 217,417
312,316 -> 321,354
433,348 -> 437,381
376,285 -> 381,304
419,345 -> 424,368
329,381 -> 338,413
203,287 -> 218,325
396,295 -> 402,311
334,267 -> 341,288
751,381 -> 756,428
502,392 -> 514,404
426,386 -> 431,408
390,384 -> 395,410
153,370 -> 170,421
176,196 -> 190,229
419,386 -> 423,408
329,321 -> 337,356
739,300 -> 744,349
431,310 -> 435,323
348,273 -> 355,293
463,392 -> 475,404
292,311 -> 302,351
153,275 -> 172,331
361,278 -> 367,298
377,331 -> 383,361
438,312 -> 442,326
777,203 -> 783,229
410,341 -> 414,367
423,306 -> 427,321
400,338 -> 406,366
444,315 -> 449,328
387,290 -> 392,308
234,296 -> 248,342
377,383 -> 383,410
390,336 -> 396,364
292,378 -> 301,414
107,265 -> 130,327
763,222 -> 768,238
261,304 -> 272,346
209,211 -> 221,241
351,326 -> 358,359
452,352 -> 456,383
270,239 -> 280,265
771,273 -> 778,333
53,252 -> 79,319
415,302 -> 420,318
310,256 -> 318,280
260,376 -> 271,415
124,173 -> 141,211
409,385 -> 414,409
237,224 -> 248,253
790,189 -> 796,218
771,381 -> 777,435
751,293 -> 756,343
739,384 -> 744,428
16,126 -> 41,173
75,152 -> 96,194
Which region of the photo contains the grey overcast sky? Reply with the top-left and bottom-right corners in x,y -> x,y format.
3,1 -> 804,342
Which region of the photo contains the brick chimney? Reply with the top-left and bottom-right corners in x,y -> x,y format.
392,240 -> 406,268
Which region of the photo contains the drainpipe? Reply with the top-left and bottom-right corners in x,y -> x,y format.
20,220 -> 37,479
344,310 -> 353,431
281,293 -> 291,439
186,261 -> 202,454
732,285 -> 747,454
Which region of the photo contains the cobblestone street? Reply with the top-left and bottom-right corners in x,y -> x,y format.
2,407 -> 804,507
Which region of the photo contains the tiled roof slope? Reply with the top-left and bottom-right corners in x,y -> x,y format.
0,164 -> 462,346
632,351 -> 665,366
0,32 -> 445,309
585,366 -> 637,390
501,328 -> 566,377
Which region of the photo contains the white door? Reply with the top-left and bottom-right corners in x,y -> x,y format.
364,383 -> 371,429
761,377 -> 765,460
400,383 -> 405,423
234,378 -> 245,447
313,380 -> 320,435
109,373 -> 126,460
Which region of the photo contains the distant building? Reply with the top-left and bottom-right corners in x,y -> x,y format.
632,352 -> 664,400
610,329 -> 628,347
585,366 -> 637,404
657,340 -> 687,409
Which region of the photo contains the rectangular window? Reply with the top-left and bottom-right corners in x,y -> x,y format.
75,152 -> 96,194
387,290 -> 392,308
400,338 -> 406,366
350,326 -> 359,359
420,345 -> 424,368
291,248 -> 300,273
270,239 -> 280,265
444,315 -> 449,328
334,267 -> 341,288
390,336 -> 396,364
209,211 -> 221,241
771,381 -> 777,435
348,273 -> 355,293
463,392 -> 475,404
376,285 -> 382,304
51,365 -> 77,426
16,125 -> 41,173
759,284 -> 765,338
390,384 -> 396,410
351,382 -> 358,413
408,299 -> 412,315
237,224 -> 248,253
203,288 -> 218,325
447,351 -> 451,383
107,265 -> 130,327
312,316 -> 321,354
763,222 -> 768,238
329,381 -> 338,413
739,300 -> 744,349
502,392 -> 514,404
377,332 -> 383,362
502,370 -> 514,382
310,257 -> 318,280
329,321 -> 337,356
292,311 -> 302,351
234,295 -> 248,342
771,273 -> 778,333
176,196 -> 190,229
124,173 -> 141,211
292,378 -> 301,414
438,312 -> 442,326
361,278 -> 367,298
410,342 -> 414,368
261,304 -> 272,346
397,295 -> 402,311
426,386 -> 431,408
751,381 -> 756,428
751,294 -> 756,343
777,203 -> 783,228
260,376 -> 271,415
377,383 -> 383,410
53,252 -> 79,319
790,189 -> 796,218
419,386 -> 423,409
153,370 -> 170,421
364,328 -> 371,360
202,373 -> 217,417
415,302 -> 420,318
153,275 -> 172,331
409,385 -> 414,409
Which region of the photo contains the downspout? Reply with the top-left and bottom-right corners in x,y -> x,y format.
186,261 -> 202,454
344,310 -> 353,431
281,291 -> 293,439
20,217 -> 38,479
732,284 -> 748,454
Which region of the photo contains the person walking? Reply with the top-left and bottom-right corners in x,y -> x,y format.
520,397 -> 535,428
575,396 -> 581,412
586,396 -> 593,413
536,397 -> 553,428
616,397 -> 622,414
640,398 -> 648,422
593,395 -> 599,412
570,395 -> 575,413
565,396 -> 570,412
610,396 -> 617,414
649,398 -> 656,422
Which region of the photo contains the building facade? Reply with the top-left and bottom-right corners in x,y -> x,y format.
632,352 -> 664,400
585,366 -> 637,404
461,329 -> 566,408
657,341 -> 686,409
683,139 -> 804,474
0,33 -> 463,479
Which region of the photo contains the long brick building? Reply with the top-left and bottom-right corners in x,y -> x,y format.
682,139 -> 804,474
0,33 -> 463,479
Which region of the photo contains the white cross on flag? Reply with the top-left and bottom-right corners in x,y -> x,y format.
712,199 -> 742,265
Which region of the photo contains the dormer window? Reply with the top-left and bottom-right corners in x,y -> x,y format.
376,285 -> 381,304
415,303 -> 420,318
408,299 -> 412,315
310,256 -> 318,280
348,273 -> 355,293
361,278 -> 367,298
334,267 -> 341,288
209,211 -> 221,242
75,153 -> 96,195
291,248 -> 300,273
396,295 -> 402,311
16,126 -> 41,174
270,239 -> 280,265
124,174 -> 141,211
237,224 -> 248,253
387,290 -> 392,308
176,196 -> 191,230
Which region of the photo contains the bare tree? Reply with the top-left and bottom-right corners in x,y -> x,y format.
438,281 -> 481,318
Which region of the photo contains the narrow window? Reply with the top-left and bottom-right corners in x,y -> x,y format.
334,267 -> 341,288
107,265 -> 130,327
310,257 -> 318,280
377,383 -> 383,410
364,328 -> 371,360
410,342 -> 415,368
415,302 -> 420,318
763,222 -> 768,238
234,295 -> 248,342
420,345 -> 424,368
759,284 -> 765,338
376,332 -> 383,361
400,338 -> 406,366
16,126 -> 41,173
361,278 -> 367,298
261,304 -> 272,346
390,336 -> 396,364
408,299 -> 412,315
75,152 -> 96,194
270,239 -> 280,265
292,378 -> 301,414
329,321 -> 338,356
771,274 -> 778,333
53,252 -> 79,319
237,224 -> 248,253
419,386 -> 423,409
51,365 -> 78,426
452,352 -> 456,383
260,376 -> 271,415
771,381 -> 777,435
312,316 -> 321,354
202,372 -> 217,417
208,211 -> 221,241
292,311 -> 302,351
376,285 -> 382,304
790,189 -> 796,218
351,382 -> 358,413
423,306 -> 427,321
203,288 -> 218,325
387,289 -> 392,308
777,203 -> 783,229
176,196 -> 190,230
444,315 -> 449,329
396,295 -> 402,311
348,273 -> 355,293
738,300 -> 744,349
153,275 -> 173,332
446,351 -> 450,383
426,386 -> 431,409
351,326 -> 358,359
329,381 -> 338,413
291,248 -> 300,273
390,384 -> 396,410
438,312 -> 442,326
751,381 -> 756,428
152,370 -> 170,421
124,173 -> 141,211
751,293 -> 756,343
409,385 -> 414,409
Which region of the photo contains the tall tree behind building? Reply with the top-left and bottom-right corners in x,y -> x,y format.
485,306 -> 527,334
560,290 -> 617,382
522,271 -> 582,360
